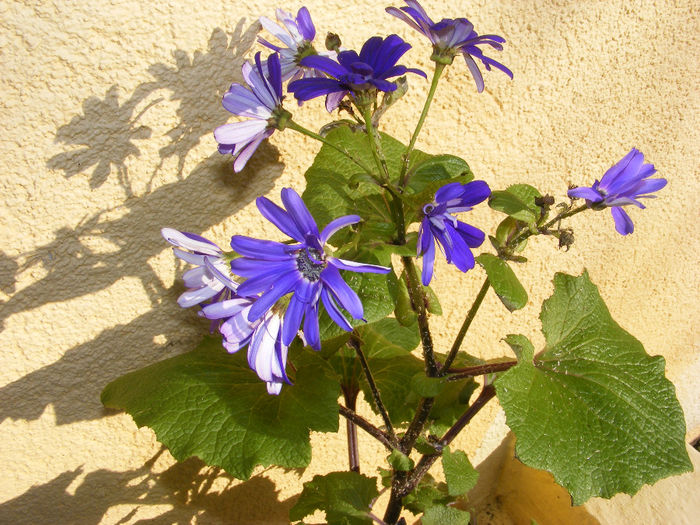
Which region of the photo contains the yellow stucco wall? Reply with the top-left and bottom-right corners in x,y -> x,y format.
1,0 -> 698,523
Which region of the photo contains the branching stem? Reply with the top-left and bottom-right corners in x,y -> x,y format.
339,405 -> 399,451
446,360 -> 518,380
509,204 -> 588,248
286,119 -> 377,177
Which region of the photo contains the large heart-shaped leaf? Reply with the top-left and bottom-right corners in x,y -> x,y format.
102,337 -> 340,480
496,272 -> 692,504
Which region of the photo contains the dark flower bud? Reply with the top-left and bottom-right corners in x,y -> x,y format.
558,229 -> 575,251
325,32 -> 341,52
535,195 -> 555,208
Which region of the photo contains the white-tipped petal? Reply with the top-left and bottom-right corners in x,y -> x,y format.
214,119 -> 268,146
161,228 -> 222,256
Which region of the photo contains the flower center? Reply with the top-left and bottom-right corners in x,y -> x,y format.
423,203 -> 436,215
294,41 -> 316,64
296,248 -> 326,282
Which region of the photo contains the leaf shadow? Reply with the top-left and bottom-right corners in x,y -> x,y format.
1,19 -> 284,426
0,449 -> 297,525
0,145 -> 283,425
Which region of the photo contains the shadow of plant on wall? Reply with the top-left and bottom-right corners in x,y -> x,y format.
0,448 -> 297,525
46,22 -> 261,195
0,19 -> 285,426
45,83 -> 155,198
0,19 -> 299,523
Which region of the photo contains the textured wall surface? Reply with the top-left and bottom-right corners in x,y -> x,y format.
0,0 -> 698,523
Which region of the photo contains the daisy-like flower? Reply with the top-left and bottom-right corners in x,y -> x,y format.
214,52 -> 286,173
418,181 -> 491,285
567,148 -> 666,235
198,261 -> 290,396
259,6 -> 330,82
162,228 -> 290,395
229,188 -> 391,350
288,34 -> 425,111
386,1 -> 512,92
161,228 -> 231,308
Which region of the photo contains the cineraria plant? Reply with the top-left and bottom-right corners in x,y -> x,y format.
102,2 -> 691,523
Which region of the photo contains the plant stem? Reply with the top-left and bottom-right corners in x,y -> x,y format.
400,63 -> 445,188
440,277 -> 491,374
446,360 -> 518,380
360,105 -> 391,182
508,204 -> 588,248
339,405 -> 399,450
399,397 -> 434,453
401,383 -> 497,498
342,385 -> 360,473
349,336 -> 395,438
401,256 -> 439,377
286,119 -> 377,176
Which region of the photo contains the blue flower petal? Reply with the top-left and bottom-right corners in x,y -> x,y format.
231,235 -> 293,260
321,288 -> 353,332
256,196 -> 304,241
303,303 -> 321,349
611,206 -> 635,235
247,271 -> 300,322
421,236 -> 436,286
320,264 -> 364,320
281,188 -> 320,239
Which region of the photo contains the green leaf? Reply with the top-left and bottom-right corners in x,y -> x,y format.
442,446 -> 479,496
496,272 -> 692,504
476,253 -> 528,311
488,184 -> 542,223
101,337 -> 339,480
421,505 -> 471,525
302,127 -> 473,247
387,449 -> 414,471
401,473 -> 451,514
410,373 -> 448,398
289,471 -> 379,525
405,154 -> 474,196
394,277 -> 418,327
502,334 -> 534,362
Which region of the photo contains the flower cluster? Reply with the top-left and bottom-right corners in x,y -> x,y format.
568,148 -> 666,235
215,3 -> 512,170
163,189 -> 390,393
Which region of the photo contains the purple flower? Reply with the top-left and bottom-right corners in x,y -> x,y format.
259,7 -> 333,82
386,1 -> 512,92
229,188 -> 391,350
418,181 -> 490,285
567,148 -> 666,235
161,228 -> 232,308
214,52 -> 284,173
288,34 -> 426,111
162,228 -> 290,395
199,265 -> 290,396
